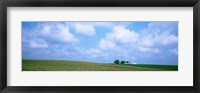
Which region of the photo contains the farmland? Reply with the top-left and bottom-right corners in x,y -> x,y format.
22,60 -> 178,71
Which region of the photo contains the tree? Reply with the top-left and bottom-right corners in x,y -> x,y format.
121,60 -> 125,64
126,61 -> 130,64
114,60 -> 120,64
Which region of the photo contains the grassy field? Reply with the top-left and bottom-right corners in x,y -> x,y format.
22,60 -> 178,71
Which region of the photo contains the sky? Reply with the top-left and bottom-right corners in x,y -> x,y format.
22,22 -> 178,65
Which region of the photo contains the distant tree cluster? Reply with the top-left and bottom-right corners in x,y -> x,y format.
114,60 -> 130,64
114,60 -> 120,64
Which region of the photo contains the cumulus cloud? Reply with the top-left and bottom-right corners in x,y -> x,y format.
97,26 -> 140,61
29,39 -> 48,48
140,22 -> 178,47
41,23 -> 78,43
138,22 -> 178,54
155,31 -> 178,45
140,32 -> 178,47
99,26 -> 139,50
73,24 -> 95,36
99,39 -> 116,50
107,26 -> 139,43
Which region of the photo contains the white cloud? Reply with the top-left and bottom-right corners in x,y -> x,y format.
140,32 -> 177,47
140,23 -> 178,47
139,47 -> 160,53
41,23 -> 78,43
98,26 -> 139,51
99,26 -> 139,60
73,24 -> 95,36
107,26 -> 139,43
155,32 -> 178,45
29,39 -> 48,48
170,48 -> 178,55
99,39 -> 116,50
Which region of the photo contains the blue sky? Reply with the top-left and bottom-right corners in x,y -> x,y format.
22,22 -> 178,65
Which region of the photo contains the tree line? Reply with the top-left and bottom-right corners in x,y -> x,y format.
114,60 -> 130,64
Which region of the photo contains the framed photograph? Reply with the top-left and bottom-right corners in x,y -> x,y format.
0,0 -> 199,93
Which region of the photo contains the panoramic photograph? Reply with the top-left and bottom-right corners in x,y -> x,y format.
22,21 -> 178,71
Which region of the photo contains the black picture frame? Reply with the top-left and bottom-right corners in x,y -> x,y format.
0,0 -> 199,93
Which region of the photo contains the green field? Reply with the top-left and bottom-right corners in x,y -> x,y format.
22,60 -> 178,71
